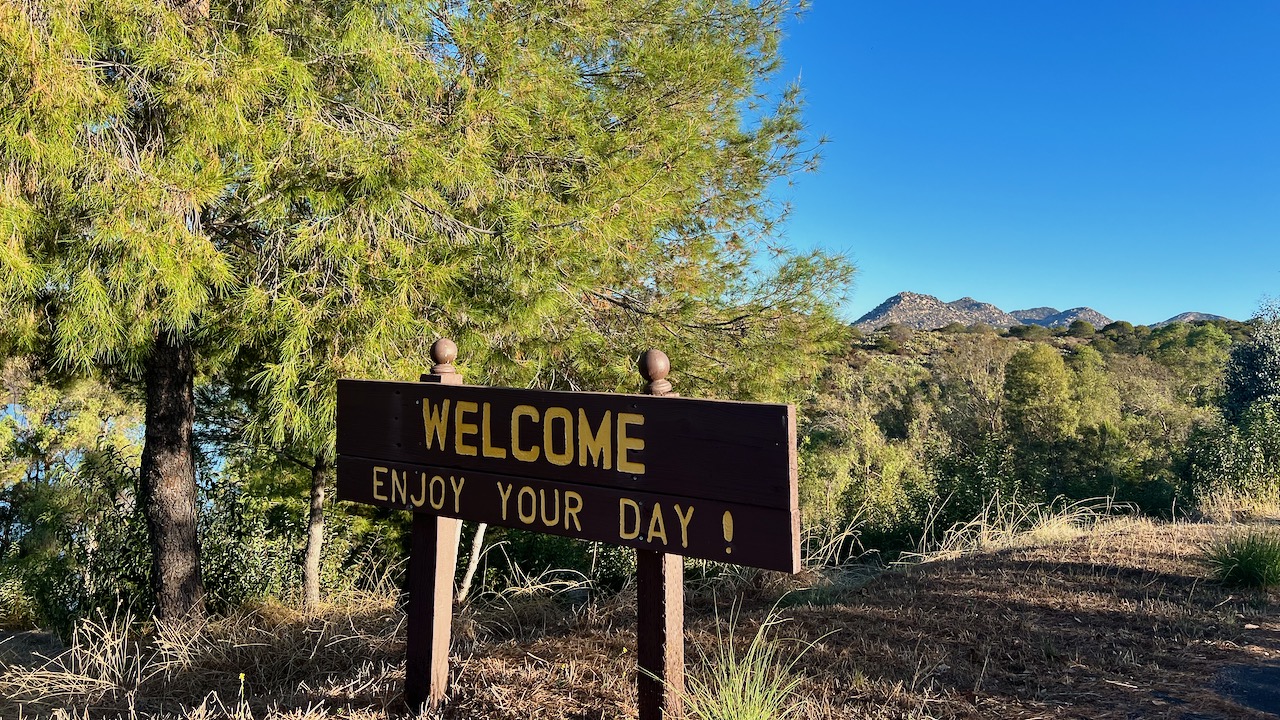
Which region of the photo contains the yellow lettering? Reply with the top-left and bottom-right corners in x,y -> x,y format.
565,491 -> 583,531
450,475 -> 465,513
429,475 -> 446,511
674,504 -> 694,549
544,407 -> 574,466
511,405 -> 540,462
454,401 -> 479,456
646,503 -> 668,545
411,472 -> 427,507
423,399 -> 450,450
578,409 -> 612,469
619,498 -> 641,540
373,466 -> 389,501
617,413 -> 646,474
391,469 -> 408,504
481,403 -> 507,459
518,486 -> 537,524
497,482 -> 513,521
539,489 -> 560,527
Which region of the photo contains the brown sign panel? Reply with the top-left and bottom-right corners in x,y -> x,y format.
337,456 -> 799,572
336,380 -> 796,511
336,379 -> 800,572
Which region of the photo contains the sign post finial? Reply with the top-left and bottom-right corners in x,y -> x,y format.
638,349 -> 674,397
424,338 -> 462,385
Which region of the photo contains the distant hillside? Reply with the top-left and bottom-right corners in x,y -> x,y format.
854,292 -> 1019,331
1155,312 -> 1231,327
1010,307 -> 1057,323
855,292 -> 1232,332
1015,307 -> 1113,329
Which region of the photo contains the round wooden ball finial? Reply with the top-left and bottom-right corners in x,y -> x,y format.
430,337 -> 458,377
638,349 -> 674,396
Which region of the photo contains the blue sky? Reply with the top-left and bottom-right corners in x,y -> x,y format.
773,1 -> 1279,325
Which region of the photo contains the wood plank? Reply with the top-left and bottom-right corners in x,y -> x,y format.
336,455 -> 799,573
637,549 -> 684,720
336,379 -> 795,511
404,513 -> 460,711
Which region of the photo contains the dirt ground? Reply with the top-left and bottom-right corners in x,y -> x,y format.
441,519 -> 1280,720
2,518 -> 1277,719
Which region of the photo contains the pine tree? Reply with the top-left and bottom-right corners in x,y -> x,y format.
2,0 -> 851,618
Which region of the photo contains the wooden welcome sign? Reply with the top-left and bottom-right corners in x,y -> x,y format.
336,340 -> 800,718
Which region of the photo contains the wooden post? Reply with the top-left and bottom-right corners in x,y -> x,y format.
406,338 -> 464,712
636,349 -> 684,720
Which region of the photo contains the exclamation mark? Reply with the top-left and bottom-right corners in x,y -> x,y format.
722,511 -> 734,555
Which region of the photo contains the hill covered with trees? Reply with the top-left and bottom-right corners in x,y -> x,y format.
803,314 -> 1273,550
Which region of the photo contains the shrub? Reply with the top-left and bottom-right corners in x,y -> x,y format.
1067,320 -> 1095,338
872,336 -> 901,354
1008,324 -> 1050,340
1202,531 -> 1280,589
1186,401 -> 1280,511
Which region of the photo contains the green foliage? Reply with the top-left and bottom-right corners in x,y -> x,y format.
1186,400 -> 1280,508
1,445 -> 151,635
872,336 -> 902,355
1143,322 -> 1232,405
0,360 -> 150,632
1067,320 -> 1095,338
1223,304 -> 1280,422
801,320 -> 1237,550
476,530 -> 634,594
1202,531 -> 1280,589
799,359 -> 935,544
1003,344 -> 1077,442
198,478 -> 297,614
1068,346 -> 1120,430
1008,324 -> 1050,340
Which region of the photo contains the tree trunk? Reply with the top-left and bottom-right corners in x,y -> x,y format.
303,454 -> 330,609
139,330 -> 205,620
455,522 -> 487,604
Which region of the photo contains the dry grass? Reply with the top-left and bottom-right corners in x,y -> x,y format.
1195,489 -> 1280,524
3,516 -> 1278,719
0,591 -> 407,719
903,495 -> 1135,564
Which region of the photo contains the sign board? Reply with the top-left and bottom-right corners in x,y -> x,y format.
336,379 -> 800,572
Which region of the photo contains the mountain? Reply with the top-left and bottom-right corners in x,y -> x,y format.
854,292 -> 1233,332
856,293 -> 1113,331
1155,312 -> 1230,327
854,292 -> 1019,331
1014,307 -> 1113,329
1010,307 -> 1057,324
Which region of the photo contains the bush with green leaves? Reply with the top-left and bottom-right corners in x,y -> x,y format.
1185,400 -> 1280,509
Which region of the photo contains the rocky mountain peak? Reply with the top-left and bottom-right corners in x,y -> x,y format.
855,292 -> 1231,332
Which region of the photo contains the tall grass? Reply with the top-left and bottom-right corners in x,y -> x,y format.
0,595 -> 405,718
1195,489 -> 1280,524
903,494 -> 1132,563
1202,530 -> 1280,589
677,604 -> 820,720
